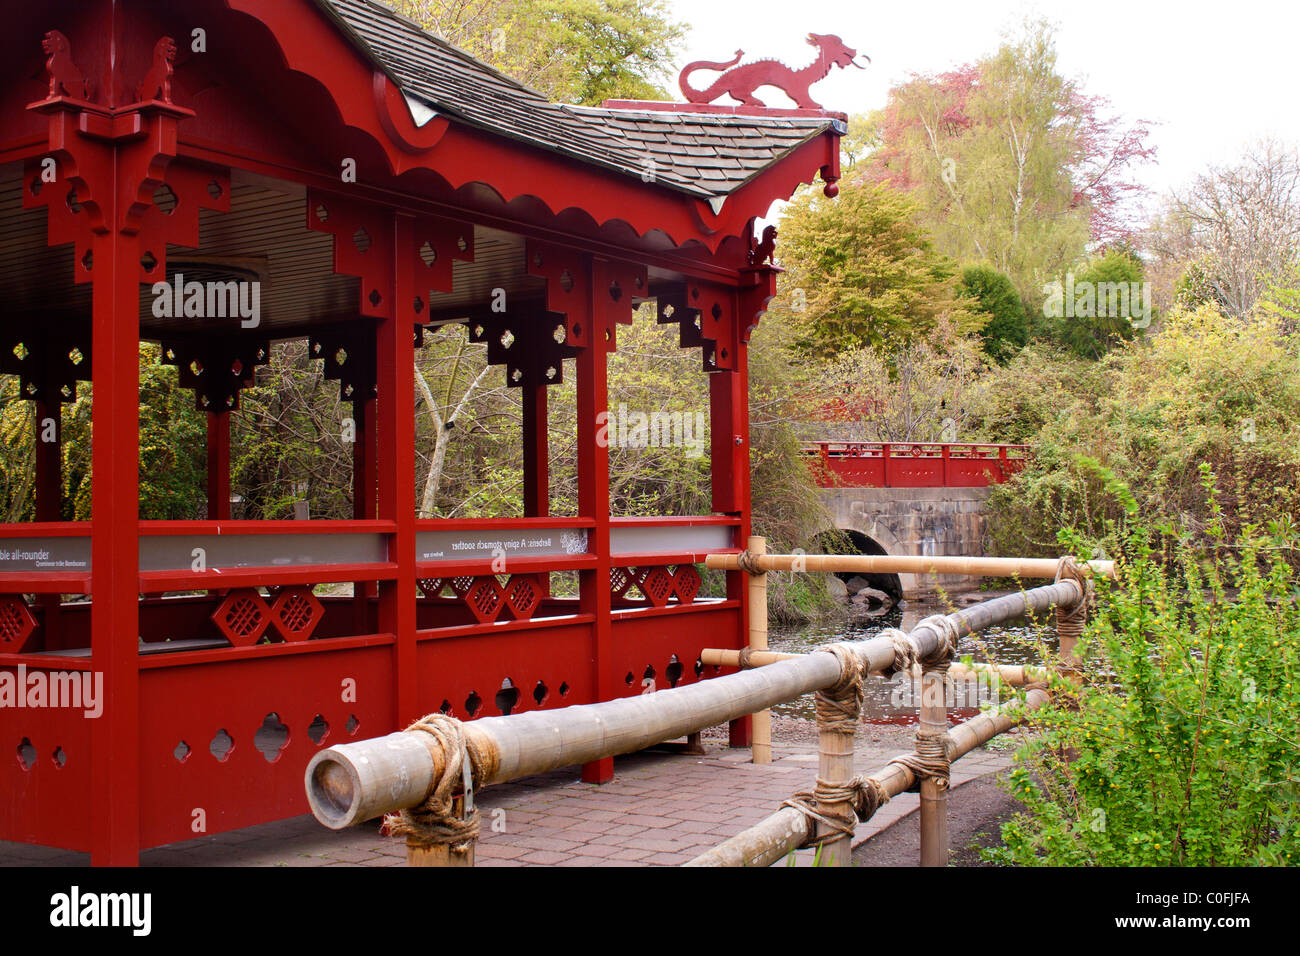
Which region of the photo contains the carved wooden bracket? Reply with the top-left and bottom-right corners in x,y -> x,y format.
0,323 -> 93,405
160,336 -> 270,412
308,190 -> 473,322
309,325 -> 378,405
656,280 -> 739,373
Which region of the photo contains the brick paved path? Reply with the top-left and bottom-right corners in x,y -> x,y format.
1,737 -> 1010,867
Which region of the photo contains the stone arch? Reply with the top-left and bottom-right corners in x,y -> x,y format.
814,526 -> 905,601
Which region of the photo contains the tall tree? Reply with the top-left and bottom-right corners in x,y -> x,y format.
386,0 -> 684,104
1148,139 -> 1300,319
774,180 -> 981,358
857,18 -> 1154,298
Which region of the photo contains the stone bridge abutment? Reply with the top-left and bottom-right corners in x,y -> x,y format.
820,486 -> 993,599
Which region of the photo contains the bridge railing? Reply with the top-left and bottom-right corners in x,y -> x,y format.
803,441 -> 1031,488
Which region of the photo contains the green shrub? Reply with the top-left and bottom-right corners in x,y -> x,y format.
959,264 -> 1029,363
973,305 -> 1300,556
990,466 -> 1300,865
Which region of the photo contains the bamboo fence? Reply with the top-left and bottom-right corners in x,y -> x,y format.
304,555 -> 1093,867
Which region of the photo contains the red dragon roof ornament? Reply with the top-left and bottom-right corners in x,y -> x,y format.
678,33 -> 868,110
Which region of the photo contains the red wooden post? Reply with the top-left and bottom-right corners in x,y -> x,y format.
579,255 -> 614,784
352,393 -> 377,632
89,224 -> 142,866
522,382 -> 548,518
35,398 -> 62,649
523,377 -> 550,598
711,324 -> 753,748
379,211 -> 420,724
206,411 -> 231,520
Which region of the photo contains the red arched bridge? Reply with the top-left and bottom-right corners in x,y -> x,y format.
800,443 -> 1032,601
803,442 -> 1031,489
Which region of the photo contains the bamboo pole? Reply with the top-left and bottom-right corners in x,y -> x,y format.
706,552 -> 1115,581
813,693 -> 855,867
702,648 -> 1048,687
702,648 -> 796,668
685,688 -> 1051,867
306,581 -> 1083,830
747,536 -> 771,764
917,666 -> 949,867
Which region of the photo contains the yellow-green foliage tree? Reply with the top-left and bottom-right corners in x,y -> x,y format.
858,18 -> 1153,300
774,180 -> 981,358
971,304 -> 1300,555
387,0 -> 684,104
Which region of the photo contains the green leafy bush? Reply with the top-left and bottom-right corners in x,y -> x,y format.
991,467 -> 1300,865
959,264 -> 1029,363
972,305 -> 1300,556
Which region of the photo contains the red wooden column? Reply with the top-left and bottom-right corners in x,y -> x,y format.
35,398 -> 63,649
352,392 -> 378,633
378,211 -> 419,724
522,383 -> 548,518
88,217 -> 143,866
206,412 -> 231,520
711,333 -> 754,748
578,256 -> 614,784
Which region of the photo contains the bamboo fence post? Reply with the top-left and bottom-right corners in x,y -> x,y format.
812,671 -> 858,867
917,663 -> 950,867
405,794 -> 474,867
686,688 -> 1052,867
747,535 -> 771,764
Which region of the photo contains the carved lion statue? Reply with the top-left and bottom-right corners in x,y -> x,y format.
43,30 -> 87,100
137,36 -> 177,103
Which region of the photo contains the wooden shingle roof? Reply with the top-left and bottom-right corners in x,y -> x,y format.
318,0 -> 839,199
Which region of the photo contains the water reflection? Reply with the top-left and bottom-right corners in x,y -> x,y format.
766,596 -> 1059,724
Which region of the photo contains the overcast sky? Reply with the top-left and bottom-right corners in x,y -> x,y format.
663,0 -> 1296,204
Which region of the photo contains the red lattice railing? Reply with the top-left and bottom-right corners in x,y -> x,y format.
803,442 -> 1031,489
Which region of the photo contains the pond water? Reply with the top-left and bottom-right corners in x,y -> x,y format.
766,593 -> 1061,724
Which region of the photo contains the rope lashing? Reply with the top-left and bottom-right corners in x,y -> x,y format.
737,646 -> 755,669
384,713 -> 484,854
1053,555 -> 1092,627
782,787 -> 856,847
889,731 -> 954,793
914,613 -> 962,667
782,775 -> 893,847
736,549 -> 765,575
814,643 -> 865,735
876,627 -> 916,675
779,643 -> 870,850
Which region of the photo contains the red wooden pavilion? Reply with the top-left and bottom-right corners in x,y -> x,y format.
0,0 -> 845,864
